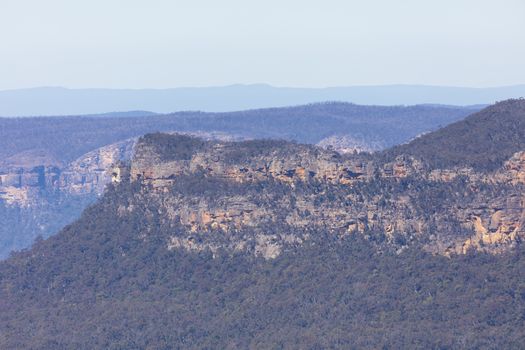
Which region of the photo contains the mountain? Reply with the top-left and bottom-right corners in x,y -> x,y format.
384,98 -> 525,171
109,129 -> 525,256
2,84 -> 523,116
0,102 -> 478,258
1,100 -> 525,348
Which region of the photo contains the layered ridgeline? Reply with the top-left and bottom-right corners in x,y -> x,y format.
81,100 -> 525,257
0,103 -> 477,258
0,102 -> 478,161
1,100 -> 525,348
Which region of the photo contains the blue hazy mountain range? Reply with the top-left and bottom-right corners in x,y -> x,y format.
1,84 -> 523,116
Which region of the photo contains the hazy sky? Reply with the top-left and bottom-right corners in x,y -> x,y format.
1,0 -> 524,90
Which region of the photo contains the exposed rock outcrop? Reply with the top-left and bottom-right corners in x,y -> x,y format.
0,140 -> 135,207
113,134 -> 525,259
0,140 -> 135,258
317,134 -> 384,154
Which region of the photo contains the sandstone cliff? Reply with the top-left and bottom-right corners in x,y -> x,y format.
0,140 -> 134,206
0,140 -> 135,258
108,133 -> 525,259
0,132 -> 249,258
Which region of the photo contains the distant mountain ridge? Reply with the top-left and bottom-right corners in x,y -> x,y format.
1,84 -> 523,116
0,102 -> 477,164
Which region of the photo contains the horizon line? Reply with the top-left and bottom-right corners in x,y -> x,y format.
2,83 -> 525,92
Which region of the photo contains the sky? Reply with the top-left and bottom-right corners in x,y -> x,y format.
1,0 -> 524,90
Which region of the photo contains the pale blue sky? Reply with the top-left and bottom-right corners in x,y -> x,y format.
1,0 -> 524,90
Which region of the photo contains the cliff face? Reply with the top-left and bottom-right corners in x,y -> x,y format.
130,138 -> 372,186
0,140 -> 134,206
4,130 -> 522,260
0,132 -> 249,258
59,140 -> 135,196
0,140 -> 135,258
109,133 -> 525,259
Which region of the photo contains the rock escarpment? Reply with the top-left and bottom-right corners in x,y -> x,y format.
0,140 -> 135,206
0,132 -> 247,258
0,140 -> 135,258
111,133 -> 525,259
